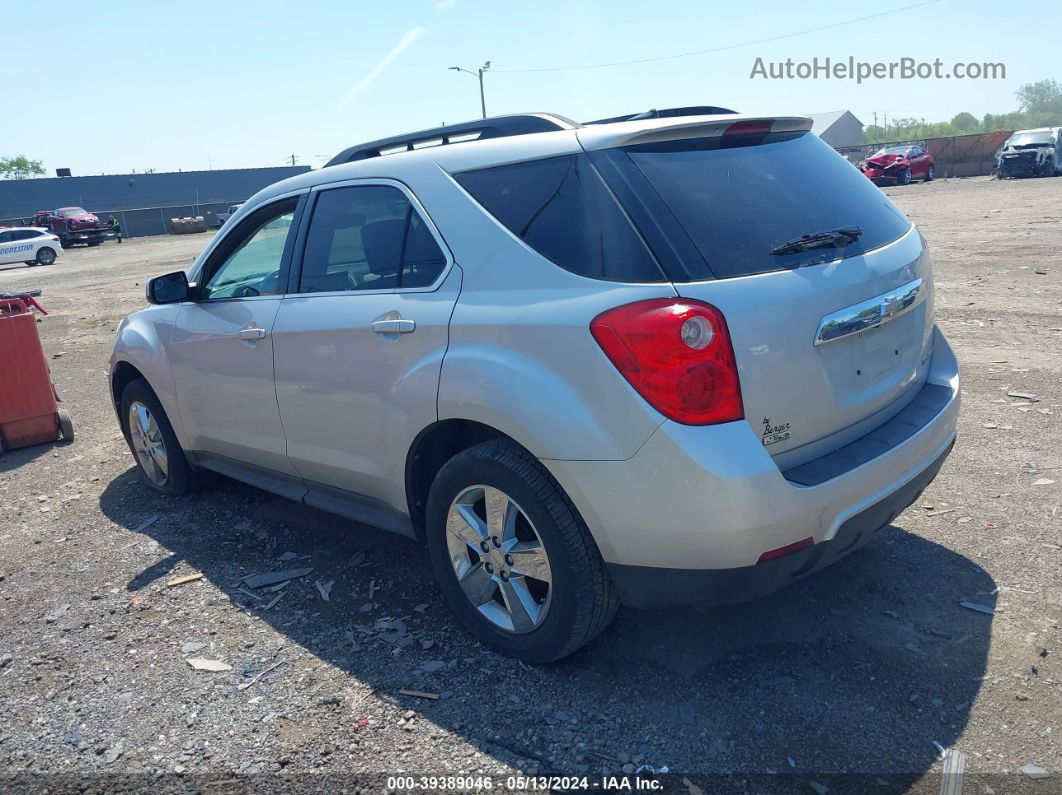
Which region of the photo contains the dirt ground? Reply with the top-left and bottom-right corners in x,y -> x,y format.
0,175 -> 1059,793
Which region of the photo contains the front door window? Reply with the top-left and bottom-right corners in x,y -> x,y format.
201,200 -> 297,299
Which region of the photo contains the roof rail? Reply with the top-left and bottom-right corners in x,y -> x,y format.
324,113 -> 580,167
584,106 -> 739,125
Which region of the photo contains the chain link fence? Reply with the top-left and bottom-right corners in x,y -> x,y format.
0,199 -> 247,239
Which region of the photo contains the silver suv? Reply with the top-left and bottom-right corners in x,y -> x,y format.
110,111 -> 959,662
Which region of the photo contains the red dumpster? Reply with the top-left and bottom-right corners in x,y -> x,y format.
0,292 -> 74,453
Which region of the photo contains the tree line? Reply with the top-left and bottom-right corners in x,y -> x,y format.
864,79 -> 1062,144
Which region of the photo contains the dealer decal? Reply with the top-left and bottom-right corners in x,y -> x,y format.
0,243 -> 33,256
762,416 -> 791,446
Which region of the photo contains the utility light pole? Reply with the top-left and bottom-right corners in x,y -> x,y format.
449,61 -> 491,119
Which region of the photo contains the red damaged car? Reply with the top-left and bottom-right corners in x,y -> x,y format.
860,145 -> 934,185
53,206 -> 101,230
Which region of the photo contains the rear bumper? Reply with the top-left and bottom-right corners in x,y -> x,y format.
542,325 -> 960,608
606,440 -> 952,607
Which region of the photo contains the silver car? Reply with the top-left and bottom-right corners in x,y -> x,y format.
110,111 -> 959,662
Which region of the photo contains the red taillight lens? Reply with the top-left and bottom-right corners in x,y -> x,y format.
590,298 -> 743,425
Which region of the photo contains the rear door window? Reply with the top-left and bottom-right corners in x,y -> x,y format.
297,185 -> 447,293
455,155 -> 665,282
607,131 -> 912,279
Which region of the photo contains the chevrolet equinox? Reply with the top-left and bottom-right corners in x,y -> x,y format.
110,110 -> 959,662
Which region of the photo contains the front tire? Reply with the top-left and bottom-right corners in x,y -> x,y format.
425,439 -> 618,663
119,378 -> 191,495
36,247 -> 56,266
897,167 -> 913,185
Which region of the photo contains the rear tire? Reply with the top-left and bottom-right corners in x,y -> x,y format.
57,408 -> 74,443
425,439 -> 618,663
924,164 -> 935,182
119,378 -> 191,495
36,247 -> 56,266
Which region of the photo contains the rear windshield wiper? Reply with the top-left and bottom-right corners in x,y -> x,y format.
771,226 -> 863,256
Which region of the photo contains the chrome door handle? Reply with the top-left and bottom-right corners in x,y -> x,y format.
239,327 -> 268,340
371,318 -> 416,334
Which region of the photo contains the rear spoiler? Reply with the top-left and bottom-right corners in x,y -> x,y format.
584,106 -> 739,125
577,116 -> 813,151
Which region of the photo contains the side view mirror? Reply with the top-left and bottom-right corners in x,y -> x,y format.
146,271 -> 191,304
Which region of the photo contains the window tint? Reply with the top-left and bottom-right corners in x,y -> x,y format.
615,131 -> 912,278
201,199 -> 297,299
455,154 -> 664,282
298,185 -> 446,293
11,230 -> 40,240
0,232 -> 11,243
401,211 -> 447,287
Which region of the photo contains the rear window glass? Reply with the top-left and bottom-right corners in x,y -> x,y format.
615,131 -> 912,278
455,155 -> 665,282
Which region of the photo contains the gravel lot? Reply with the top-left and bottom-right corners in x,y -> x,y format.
0,176 -> 1059,793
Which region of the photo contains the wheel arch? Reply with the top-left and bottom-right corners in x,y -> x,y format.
110,361 -> 148,442
111,360 -> 146,411
405,419 -> 535,541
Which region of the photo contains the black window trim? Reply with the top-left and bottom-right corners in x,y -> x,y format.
452,152 -> 671,284
192,191 -> 307,303
587,149 -> 710,283
285,177 -> 454,298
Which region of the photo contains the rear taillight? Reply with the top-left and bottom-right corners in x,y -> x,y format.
590,298 -> 743,425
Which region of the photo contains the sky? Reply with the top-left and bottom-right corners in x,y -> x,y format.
4,0 -> 1060,176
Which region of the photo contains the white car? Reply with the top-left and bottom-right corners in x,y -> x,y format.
0,227 -> 62,267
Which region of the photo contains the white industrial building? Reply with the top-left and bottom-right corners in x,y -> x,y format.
807,110 -> 865,149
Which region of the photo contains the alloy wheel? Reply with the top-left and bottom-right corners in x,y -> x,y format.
128,401 -> 169,485
445,485 -> 553,633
